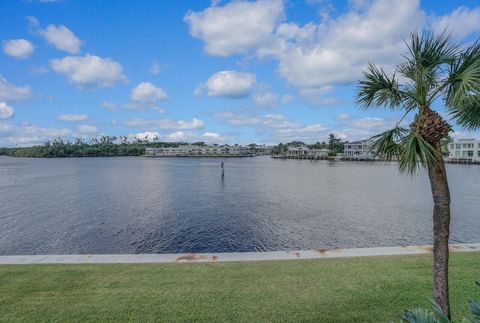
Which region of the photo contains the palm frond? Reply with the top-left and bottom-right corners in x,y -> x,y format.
369,127 -> 409,161
400,31 -> 459,107
446,40 -> 480,129
449,94 -> 480,130
405,30 -> 459,73
356,63 -> 403,109
398,133 -> 439,174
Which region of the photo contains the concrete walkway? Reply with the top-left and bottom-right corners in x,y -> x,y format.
0,243 -> 479,265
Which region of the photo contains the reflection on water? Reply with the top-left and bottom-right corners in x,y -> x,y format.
0,156 -> 478,255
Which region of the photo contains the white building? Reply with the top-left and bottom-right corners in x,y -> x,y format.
448,139 -> 480,160
343,139 -> 376,159
285,146 -> 309,157
252,145 -> 273,155
284,146 -> 330,158
144,144 -> 254,157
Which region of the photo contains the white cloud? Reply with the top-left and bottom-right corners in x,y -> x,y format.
124,117 -> 205,130
0,75 -> 33,102
130,82 -> 168,102
298,86 -> 341,106
186,0 -> 424,92
451,130 -> 480,140
184,0 -> 284,56
217,110 -> 330,142
77,124 -> 97,135
39,24 -> 82,53
50,54 -> 126,88
268,0 -> 424,88
352,117 -> 387,128
150,61 -> 161,75
57,114 -> 88,122
0,122 -> 71,147
337,113 -> 351,122
252,91 -> 278,108
0,102 -> 15,119
3,39 -> 35,59
432,6 -> 480,40
199,70 -> 256,98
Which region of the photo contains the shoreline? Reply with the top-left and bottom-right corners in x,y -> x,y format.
1,243 -> 479,265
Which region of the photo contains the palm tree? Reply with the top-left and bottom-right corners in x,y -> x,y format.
356,31 -> 480,318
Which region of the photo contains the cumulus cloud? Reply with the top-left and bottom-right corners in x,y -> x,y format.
50,54 -> 126,88
184,0 -> 284,56
3,39 -> 35,59
432,6 -> 480,40
216,110 -> 330,142
101,82 -> 167,112
38,24 -> 83,53
130,82 -> 168,102
0,122 -> 71,147
267,0 -> 424,88
0,102 -> 15,119
185,0 -> 425,94
0,75 -> 33,102
124,117 -> 205,130
198,70 -> 256,98
57,114 -> 88,122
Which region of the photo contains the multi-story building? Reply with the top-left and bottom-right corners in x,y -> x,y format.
343,139 -> 376,159
448,139 -> 480,160
252,145 -> 273,155
284,146 -> 330,158
144,145 -> 254,157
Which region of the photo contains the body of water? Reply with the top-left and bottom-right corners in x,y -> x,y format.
0,156 -> 478,255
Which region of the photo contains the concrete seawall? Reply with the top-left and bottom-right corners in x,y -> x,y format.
0,243 -> 479,265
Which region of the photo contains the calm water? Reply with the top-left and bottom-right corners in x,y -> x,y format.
0,156 -> 478,255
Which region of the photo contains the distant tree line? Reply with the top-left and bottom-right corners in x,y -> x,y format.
0,136 -> 186,158
272,133 -> 347,156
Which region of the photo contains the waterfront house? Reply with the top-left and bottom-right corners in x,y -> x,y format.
284,146 -> 330,159
252,145 -> 273,155
285,146 -> 310,158
344,139 -> 376,159
448,139 -> 480,160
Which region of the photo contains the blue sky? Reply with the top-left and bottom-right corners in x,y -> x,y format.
0,0 -> 479,146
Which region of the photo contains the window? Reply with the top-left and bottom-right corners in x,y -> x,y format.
456,144 -> 461,149
467,151 -> 474,157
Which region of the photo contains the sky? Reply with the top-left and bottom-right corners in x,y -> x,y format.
0,0 -> 479,147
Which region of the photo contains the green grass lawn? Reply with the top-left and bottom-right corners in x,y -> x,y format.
0,252 -> 479,322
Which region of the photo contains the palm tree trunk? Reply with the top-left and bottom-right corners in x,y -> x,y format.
426,141 -> 451,318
